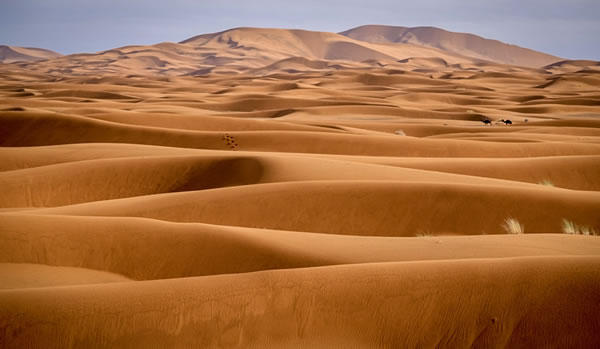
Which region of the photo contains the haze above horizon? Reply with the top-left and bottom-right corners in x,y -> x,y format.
1,0 -> 599,60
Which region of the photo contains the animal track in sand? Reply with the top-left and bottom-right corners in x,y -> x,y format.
221,133 -> 239,150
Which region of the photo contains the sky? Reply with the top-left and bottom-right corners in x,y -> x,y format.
1,0 -> 599,60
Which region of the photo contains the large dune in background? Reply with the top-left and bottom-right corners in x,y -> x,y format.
340,25 -> 561,67
0,25 -> 573,76
1,25 -> 599,348
0,45 -> 62,63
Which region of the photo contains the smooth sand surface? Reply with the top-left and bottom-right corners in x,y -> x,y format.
0,263 -> 131,289
1,257 -> 598,348
1,27 -> 599,348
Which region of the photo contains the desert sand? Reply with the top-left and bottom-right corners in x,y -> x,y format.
0,26 -> 599,348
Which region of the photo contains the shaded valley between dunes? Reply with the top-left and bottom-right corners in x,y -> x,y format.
1,25 -> 600,348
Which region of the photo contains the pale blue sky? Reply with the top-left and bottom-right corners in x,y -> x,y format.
1,0 -> 599,59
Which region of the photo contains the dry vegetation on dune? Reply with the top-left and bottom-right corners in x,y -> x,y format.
562,219 -> 598,236
1,26 -> 600,348
502,217 -> 524,235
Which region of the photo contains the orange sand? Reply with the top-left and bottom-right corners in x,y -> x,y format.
1,25 -> 599,348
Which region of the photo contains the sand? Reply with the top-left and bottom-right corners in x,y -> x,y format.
0,25 -> 599,348
0,45 -> 62,64
340,25 -> 561,67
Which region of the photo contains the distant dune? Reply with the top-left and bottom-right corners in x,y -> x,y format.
0,25 -> 573,76
0,45 -> 62,63
340,25 -> 562,67
180,27 -> 478,71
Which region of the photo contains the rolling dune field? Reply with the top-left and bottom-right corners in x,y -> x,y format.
1,26 -> 599,348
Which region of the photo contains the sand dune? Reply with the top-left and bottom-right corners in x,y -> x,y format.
545,59 -> 600,73
1,257 -> 598,348
340,25 -> 562,67
1,144 -> 599,190
3,152 -> 579,208
0,45 -> 62,63
4,25 -> 565,76
180,27 -> 465,65
1,26 -> 599,347
376,155 -> 600,190
1,213 -> 599,280
3,111 -> 600,157
0,263 -> 131,289
15,181 -> 599,236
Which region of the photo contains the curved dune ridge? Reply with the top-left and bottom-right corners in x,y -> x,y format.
1,36 -> 599,348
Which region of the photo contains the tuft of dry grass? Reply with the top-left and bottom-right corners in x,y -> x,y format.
502,217 -> 524,234
394,130 -> 406,136
562,219 -> 598,236
579,226 -> 597,236
562,219 -> 578,234
415,229 -> 434,237
537,179 -> 555,187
